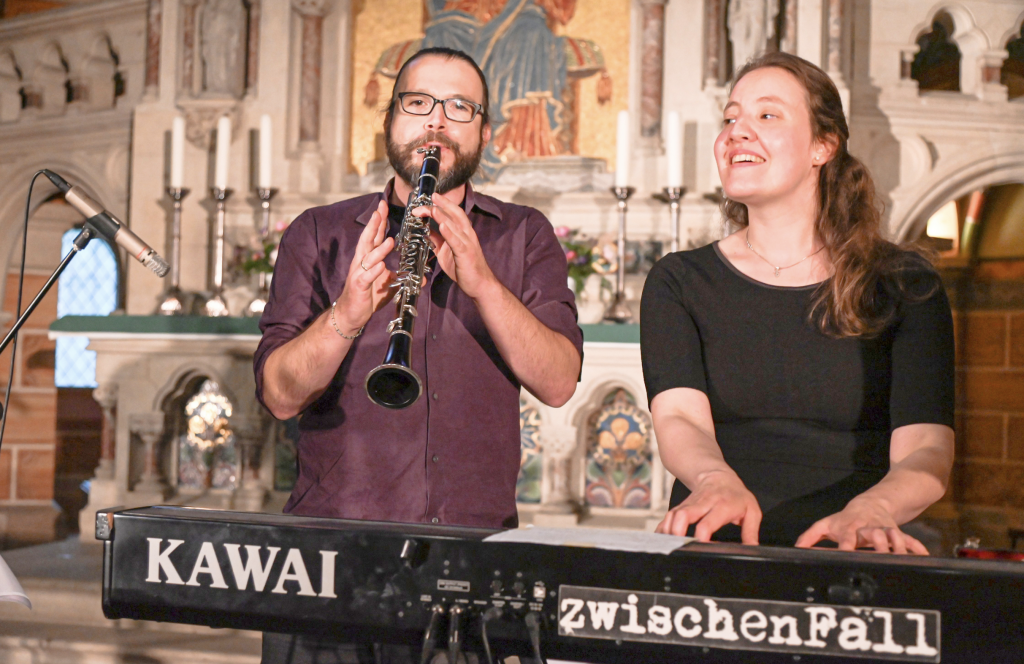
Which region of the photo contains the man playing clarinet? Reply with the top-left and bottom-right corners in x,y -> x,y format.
255,47 -> 583,662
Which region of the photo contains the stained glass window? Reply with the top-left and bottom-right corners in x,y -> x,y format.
584,389 -> 652,509
55,229 -> 118,387
516,399 -> 543,503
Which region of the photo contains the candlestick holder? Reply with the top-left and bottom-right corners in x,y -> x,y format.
158,187 -> 190,315
604,186 -> 636,323
652,186 -> 686,254
246,187 -> 278,317
703,186 -> 725,204
202,187 -> 232,317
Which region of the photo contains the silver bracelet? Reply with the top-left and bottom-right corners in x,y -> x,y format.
330,301 -> 364,340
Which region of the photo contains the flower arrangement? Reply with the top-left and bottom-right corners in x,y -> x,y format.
238,241 -> 276,275
237,219 -> 289,277
555,226 -> 598,294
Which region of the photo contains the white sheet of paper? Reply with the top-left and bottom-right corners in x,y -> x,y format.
0,553 -> 31,608
483,526 -> 692,555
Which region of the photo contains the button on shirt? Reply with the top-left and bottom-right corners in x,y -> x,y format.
254,182 -> 583,529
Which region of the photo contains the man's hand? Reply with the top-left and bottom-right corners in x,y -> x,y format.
333,199 -> 396,333
418,193 -> 499,299
795,496 -> 929,555
655,469 -> 762,545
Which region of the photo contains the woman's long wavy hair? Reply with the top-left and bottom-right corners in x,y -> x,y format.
723,52 -> 930,338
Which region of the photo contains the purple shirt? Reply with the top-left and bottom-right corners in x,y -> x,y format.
255,182 -> 583,528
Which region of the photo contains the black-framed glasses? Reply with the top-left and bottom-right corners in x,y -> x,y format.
396,92 -> 483,123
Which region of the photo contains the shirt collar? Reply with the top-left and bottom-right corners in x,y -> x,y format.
354,178 -> 502,225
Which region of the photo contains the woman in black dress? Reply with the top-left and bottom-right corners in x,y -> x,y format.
640,52 -> 954,553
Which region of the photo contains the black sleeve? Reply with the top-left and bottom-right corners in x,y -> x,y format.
889,270 -> 955,429
640,257 -> 707,408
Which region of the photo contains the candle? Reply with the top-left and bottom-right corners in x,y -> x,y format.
170,116 -> 185,189
666,111 -> 682,188
614,110 -> 630,188
258,114 -> 272,189
214,115 -> 231,190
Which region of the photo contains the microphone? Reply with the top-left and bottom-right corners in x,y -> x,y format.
42,170 -> 169,277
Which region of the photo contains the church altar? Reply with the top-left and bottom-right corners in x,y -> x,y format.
49,316 -> 670,541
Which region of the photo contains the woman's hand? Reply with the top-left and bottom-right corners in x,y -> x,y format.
655,469 -> 762,544
795,496 -> 929,554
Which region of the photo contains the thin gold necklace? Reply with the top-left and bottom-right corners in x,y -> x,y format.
745,228 -> 825,278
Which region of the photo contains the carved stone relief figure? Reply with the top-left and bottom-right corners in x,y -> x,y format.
727,0 -> 779,73
200,0 -> 247,98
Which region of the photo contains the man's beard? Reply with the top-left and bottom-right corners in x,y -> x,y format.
386,130 -> 483,194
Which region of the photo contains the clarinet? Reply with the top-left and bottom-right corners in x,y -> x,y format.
365,146 -> 441,409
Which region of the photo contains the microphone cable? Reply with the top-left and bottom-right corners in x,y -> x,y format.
524,611 -> 548,664
420,604 -> 445,664
480,606 -> 502,664
0,171 -> 46,457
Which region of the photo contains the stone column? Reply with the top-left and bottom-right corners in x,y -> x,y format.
534,424 -> 579,527
795,0 -> 824,68
293,0 -> 328,192
639,0 -> 667,139
130,411 -> 171,502
79,383 -> 121,541
246,0 -> 261,95
978,50 -> 1009,102
294,0 -> 326,144
703,0 -> 725,87
826,0 -> 849,112
897,44 -> 920,93
781,0 -> 798,54
93,383 -> 117,480
231,413 -> 268,511
144,0 -> 162,97
826,0 -> 843,76
180,0 -> 201,95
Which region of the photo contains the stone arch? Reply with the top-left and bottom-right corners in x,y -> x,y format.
996,10 -> 1024,51
153,364 -> 241,492
79,33 -> 119,109
569,375 -> 650,440
908,4 -> 988,50
153,363 -> 240,413
0,49 -> 19,78
0,156 -> 126,315
892,151 -> 1024,242
908,4 -> 988,94
29,41 -> 69,114
0,50 -> 23,123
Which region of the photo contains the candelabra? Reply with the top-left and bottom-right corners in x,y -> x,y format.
202,187 -> 232,317
246,187 -> 278,317
653,186 -> 686,254
158,187 -> 190,315
704,186 -> 725,204
603,186 -> 636,323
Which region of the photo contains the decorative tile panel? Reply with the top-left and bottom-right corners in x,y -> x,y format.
585,388 -> 652,508
275,417 -> 299,492
517,398 -> 543,503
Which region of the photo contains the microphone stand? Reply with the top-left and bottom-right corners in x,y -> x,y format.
0,225 -> 97,419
